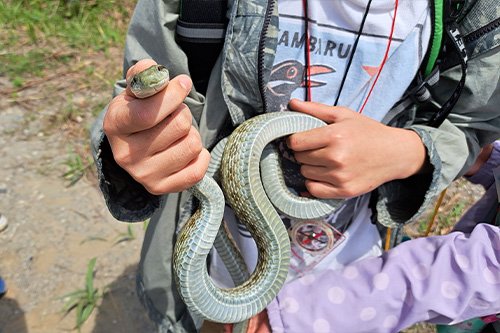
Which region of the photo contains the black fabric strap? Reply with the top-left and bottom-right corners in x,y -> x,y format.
179,0 -> 227,23
427,21 -> 468,127
399,0 -> 469,128
176,0 -> 228,94
334,0 -> 373,106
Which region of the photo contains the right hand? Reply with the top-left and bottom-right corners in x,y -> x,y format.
103,59 -> 210,194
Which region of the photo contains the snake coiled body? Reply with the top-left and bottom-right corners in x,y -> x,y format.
174,112 -> 335,323
130,65 -> 341,324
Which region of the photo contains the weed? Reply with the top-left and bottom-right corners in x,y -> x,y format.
402,322 -> 435,333
437,201 -> 466,233
61,257 -> 103,332
80,236 -> 108,244
58,98 -> 84,124
417,218 -> 429,235
0,50 -> 48,81
92,100 -> 108,117
12,77 -> 24,88
114,224 -> 136,245
417,200 -> 468,236
63,150 -> 93,186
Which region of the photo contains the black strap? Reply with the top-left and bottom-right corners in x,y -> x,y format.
334,0 -> 373,106
427,20 -> 468,127
176,0 -> 228,95
405,0 -> 469,128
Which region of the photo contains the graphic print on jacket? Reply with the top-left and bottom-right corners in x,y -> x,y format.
267,60 -> 335,112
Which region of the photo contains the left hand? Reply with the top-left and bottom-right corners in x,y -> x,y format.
286,99 -> 428,199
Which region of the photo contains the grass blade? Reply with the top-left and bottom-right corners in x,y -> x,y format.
85,257 -> 97,295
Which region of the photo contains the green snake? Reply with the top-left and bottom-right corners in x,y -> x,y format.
130,65 -> 342,323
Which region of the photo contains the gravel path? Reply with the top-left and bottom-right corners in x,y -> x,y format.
0,78 -> 156,333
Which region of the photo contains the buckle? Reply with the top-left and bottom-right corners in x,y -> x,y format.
406,68 -> 440,103
445,0 -> 466,23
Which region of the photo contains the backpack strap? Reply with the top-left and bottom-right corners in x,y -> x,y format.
176,0 -> 228,95
408,0 -> 469,128
408,0 -> 500,128
421,0 -> 445,77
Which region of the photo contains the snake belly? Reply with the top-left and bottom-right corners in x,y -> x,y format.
173,111 -> 328,323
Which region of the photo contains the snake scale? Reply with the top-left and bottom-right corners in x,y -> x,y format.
129,65 -> 342,324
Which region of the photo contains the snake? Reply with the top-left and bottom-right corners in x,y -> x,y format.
129,65 -> 342,324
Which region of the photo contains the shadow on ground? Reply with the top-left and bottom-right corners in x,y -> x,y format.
0,296 -> 28,333
92,264 -> 156,333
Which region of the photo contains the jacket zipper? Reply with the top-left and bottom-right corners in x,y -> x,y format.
257,0 -> 276,113
463,16 -> 500,43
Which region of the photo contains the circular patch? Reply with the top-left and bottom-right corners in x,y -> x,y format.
290,220 -> 335,254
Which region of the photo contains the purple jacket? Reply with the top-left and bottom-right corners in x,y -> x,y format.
266,142 -> 500,333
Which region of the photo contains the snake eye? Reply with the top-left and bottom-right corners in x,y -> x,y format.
157,65 -> 166,72
131,77 -> 138,87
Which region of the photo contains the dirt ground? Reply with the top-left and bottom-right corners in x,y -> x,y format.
0,59 -> 157,332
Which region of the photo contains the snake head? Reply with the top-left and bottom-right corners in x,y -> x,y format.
128,64 -> 170,99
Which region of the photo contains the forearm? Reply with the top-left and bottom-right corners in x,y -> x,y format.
375,47 -> 500,227
90,0 -> 210,221
267,223 -> 500,333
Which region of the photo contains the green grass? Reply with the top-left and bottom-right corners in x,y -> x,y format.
63,149 -> 94,186
0,0 -> 133,84
61,257 -> 104,332
113,224 -> 136,245
0,0 -> 131,50
417,200 -> 467,236
1,50 -> 47,86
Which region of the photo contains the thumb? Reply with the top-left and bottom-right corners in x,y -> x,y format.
288,98 -> 354,124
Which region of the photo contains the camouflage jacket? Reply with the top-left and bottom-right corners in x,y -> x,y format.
90,0 -> 500,331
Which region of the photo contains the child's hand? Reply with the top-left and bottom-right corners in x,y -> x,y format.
103,59 -> 210,194
464,143 -> 493,177
222,310 -> 271,333
286,99 -> 428,199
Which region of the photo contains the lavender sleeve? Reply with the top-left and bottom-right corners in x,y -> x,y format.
267,224 -> 500,333
266,141 -> 500,332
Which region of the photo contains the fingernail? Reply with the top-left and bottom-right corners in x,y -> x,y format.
178,76 -> 192,92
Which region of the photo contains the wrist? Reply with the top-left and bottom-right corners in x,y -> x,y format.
390,128 -> 428,179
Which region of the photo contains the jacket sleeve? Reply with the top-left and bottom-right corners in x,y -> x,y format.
374,45 -> 500,228
90,0 -> 206,222
266,223 -> 500,333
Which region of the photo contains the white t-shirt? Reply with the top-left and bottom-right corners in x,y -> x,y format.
210,0 -> 431,287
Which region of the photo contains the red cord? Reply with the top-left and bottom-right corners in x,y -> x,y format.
359,0 -> 399,114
